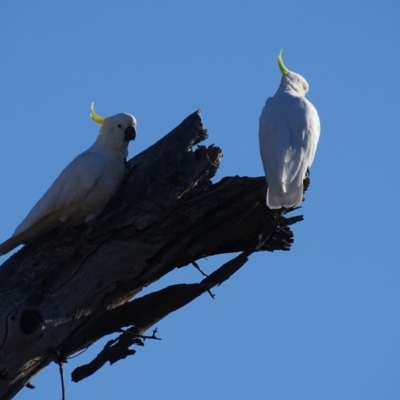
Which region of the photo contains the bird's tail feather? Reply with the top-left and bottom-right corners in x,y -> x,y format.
266,184 -> 304,209
0,212 -> 64,256
0,237 -> 21,256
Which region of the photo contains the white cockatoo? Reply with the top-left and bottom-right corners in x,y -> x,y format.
0,103 -> 137,255
259,51 -> 320,209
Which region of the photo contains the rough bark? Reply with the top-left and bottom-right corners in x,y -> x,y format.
0,111 -> 305,399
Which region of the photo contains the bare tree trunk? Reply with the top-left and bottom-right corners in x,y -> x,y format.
0,112 -> 303,399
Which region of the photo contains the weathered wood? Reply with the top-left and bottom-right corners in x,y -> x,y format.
0,111 -> 303,399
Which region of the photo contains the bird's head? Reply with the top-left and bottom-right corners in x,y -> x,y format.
278,50 -> 309,97
90,103 -> 137,150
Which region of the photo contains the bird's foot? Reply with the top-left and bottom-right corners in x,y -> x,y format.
85,218 -> 102,230
84,218 -> 103,238
58,221 -> 79,241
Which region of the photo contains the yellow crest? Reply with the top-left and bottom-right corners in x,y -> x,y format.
90,102 -> 105,125
277,50 -> 289,76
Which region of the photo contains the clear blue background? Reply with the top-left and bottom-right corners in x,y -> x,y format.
1,1 -> 399,399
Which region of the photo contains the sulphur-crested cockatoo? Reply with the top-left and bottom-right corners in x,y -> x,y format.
0,103 -> 137,255
259,51 -> 320,209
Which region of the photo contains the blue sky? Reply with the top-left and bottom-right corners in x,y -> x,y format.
1,0 -> 399,399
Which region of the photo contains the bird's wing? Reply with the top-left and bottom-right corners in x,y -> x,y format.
259,97 -> 291,191
304,99 -> 320,167
13,149 -> 107,237
283,98 -> 320,190
259,96 -> 320,193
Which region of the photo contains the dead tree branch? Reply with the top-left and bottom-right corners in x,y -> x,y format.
0,111 -> 305,399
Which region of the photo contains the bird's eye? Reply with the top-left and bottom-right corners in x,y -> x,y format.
118,124 -> 122,128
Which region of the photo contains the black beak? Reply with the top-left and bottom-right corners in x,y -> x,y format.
124,125 -> 136,142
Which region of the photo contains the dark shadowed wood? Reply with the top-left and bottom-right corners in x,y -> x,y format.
0,112 -> 304,399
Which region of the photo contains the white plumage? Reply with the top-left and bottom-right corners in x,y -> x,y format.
259,51 -> 320,209
0,103 -> 137,255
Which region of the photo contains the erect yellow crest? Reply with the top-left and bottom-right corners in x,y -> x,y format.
277,50 -> 289,76
90,102 -> 105,125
